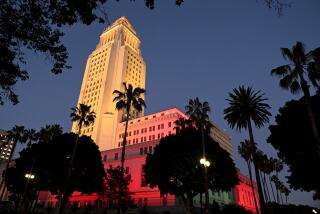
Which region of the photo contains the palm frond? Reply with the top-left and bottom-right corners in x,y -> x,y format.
271,65 -> 291,76
281,48 -> 293,61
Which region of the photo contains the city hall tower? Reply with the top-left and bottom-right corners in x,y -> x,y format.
72,17 -> 146,151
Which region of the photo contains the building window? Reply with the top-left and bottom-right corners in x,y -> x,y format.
141,137 -> 143,142
103,155 -> 107,161
140,148 -> 143,155
168,131 -> 171,135
144,147 -> 148,154
114,153 -> 118,160
161,124 -> 164,129
144,136 -> 146,141
137,130 -> 139,134
158,125 -> 161,130
168,122 -> 171,127
149,127 -> 152,132
158,134 -> 160,139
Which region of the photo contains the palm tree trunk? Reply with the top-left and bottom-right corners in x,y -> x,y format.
117,112 -> 130,214
247,120 -> 265,214
299,73 -> 320,152
262,173 -> 270,203
268,175 -> 276,202
59,123 -> 82,214
247,161 -> 260,214
263,173 -> 271,203
200,126 -> 209,214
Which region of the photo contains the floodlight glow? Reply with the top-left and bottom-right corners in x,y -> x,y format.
200,158 -> 210,167
312,209 -> 317,214
200,158 -> 206,165
25,173 -> 35,179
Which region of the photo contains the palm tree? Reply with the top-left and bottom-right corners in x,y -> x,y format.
271,41 -> 320,150
224,85 -> 271,214
174,117 -> 191,133
59,104 -> 95,213
238,140 -> 260,214
113,82 -> 145,214
185,97 -> 211,214
38,124 -> 63,143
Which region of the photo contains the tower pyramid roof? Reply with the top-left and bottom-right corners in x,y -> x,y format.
106,16 -> 136,34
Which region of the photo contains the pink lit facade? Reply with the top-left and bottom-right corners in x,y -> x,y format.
234,170 -> 260,213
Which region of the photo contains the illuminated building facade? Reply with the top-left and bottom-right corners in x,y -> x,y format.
0,130 -> 14,162
71,17 -> 146,151
234,169 -> 260,213
40,17 -> 256,210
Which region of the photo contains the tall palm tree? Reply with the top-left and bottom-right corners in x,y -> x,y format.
113,82 -> 145,214
238,140 -> 260,214
59,104 -> 95,213
185,97 -> 211,214
224,86 -> 271,214
271,41 -> 320,150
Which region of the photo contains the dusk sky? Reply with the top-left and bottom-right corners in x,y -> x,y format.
1,0 -> 320,207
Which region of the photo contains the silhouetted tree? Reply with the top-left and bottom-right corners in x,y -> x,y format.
144,128 -> 238,214
99,166 -> 134,211
185,97 -> 212,213
238,140 -> 259,213
5,133 -> 105,211
271,41 -> 320,151
267,93 -> 320,199
38,124 -> 63,143
224,85 -> 272,214
58,104 -> 96,212
113,82 -> 145,214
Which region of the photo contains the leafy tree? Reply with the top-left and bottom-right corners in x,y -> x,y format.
271,41 -> 320,151
0,0 -> 109,105
59,104 -> 96,211
5,133 -> 105,209
238,140 -> 259,213
224,85 -> 271,214
144,128 -> 238,214
113,82 -> 145,214
267,92 -> 320,199
99,166 -> 134,211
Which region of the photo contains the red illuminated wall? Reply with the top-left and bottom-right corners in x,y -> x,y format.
39,108 -> 251,209
234,170 -> 260,213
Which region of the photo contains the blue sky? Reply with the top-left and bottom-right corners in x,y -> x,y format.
1,0 -> 320,207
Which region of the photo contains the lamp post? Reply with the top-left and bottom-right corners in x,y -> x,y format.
200,157 -> 211,214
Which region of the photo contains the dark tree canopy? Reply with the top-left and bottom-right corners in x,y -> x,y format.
5,133 -> 105,199
144,128 -> 238,202
267,92 -> 320,199
0,0 -> 107,105
99,166 -> 134,210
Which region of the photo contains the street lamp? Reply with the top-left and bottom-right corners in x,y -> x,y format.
25,173 -> 35,179
312,209 -> 317,214
200,158 -> 210,167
